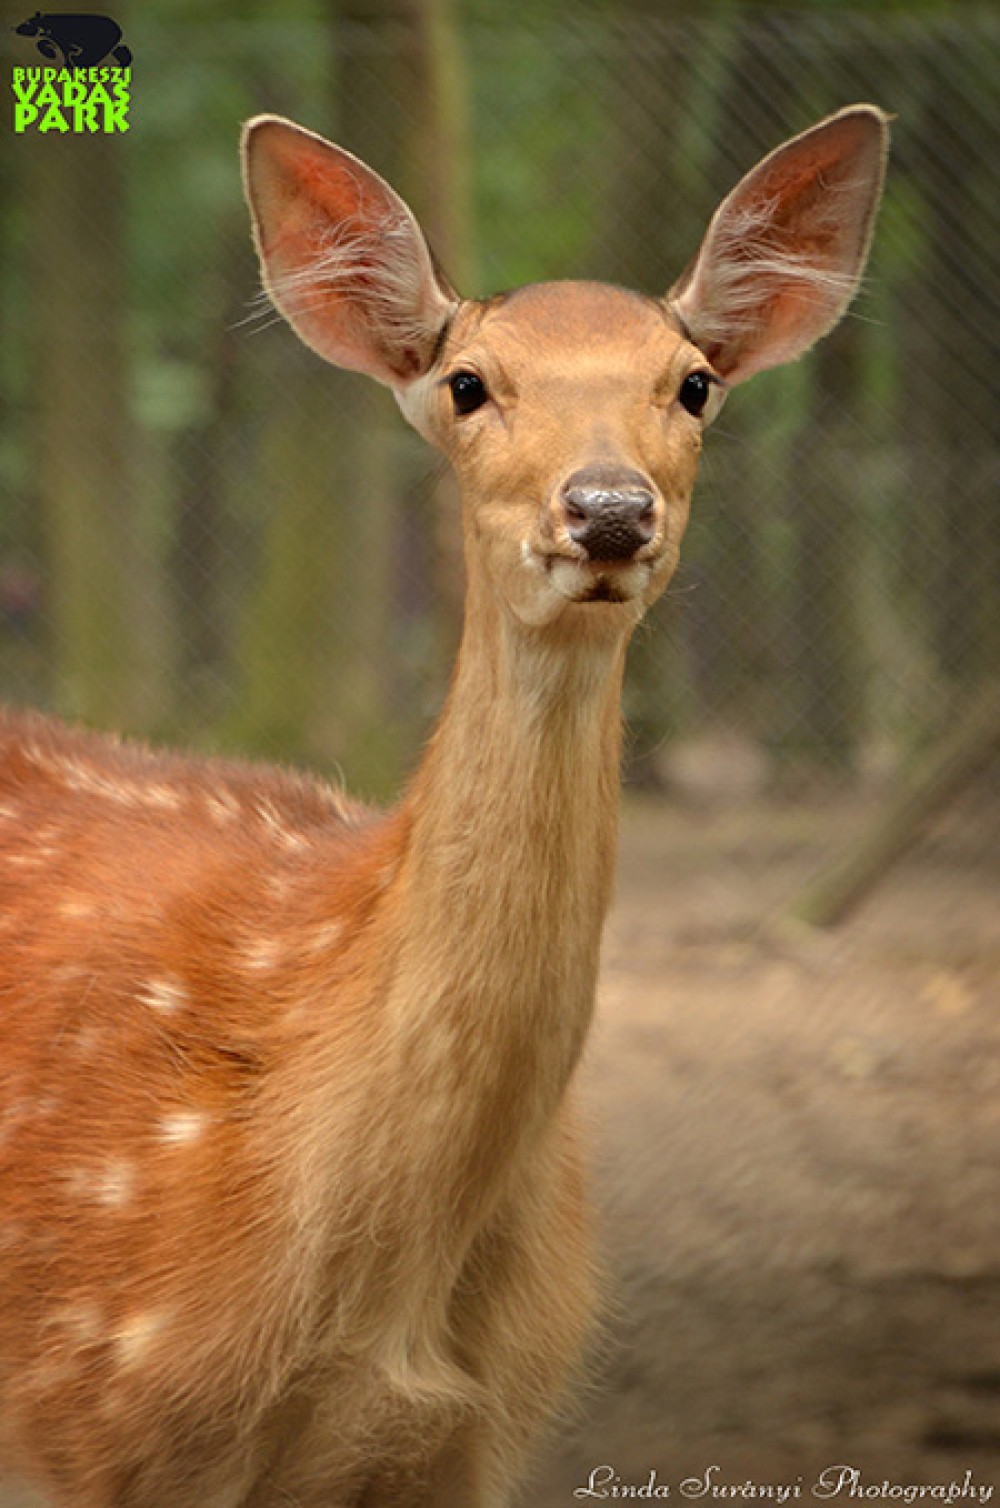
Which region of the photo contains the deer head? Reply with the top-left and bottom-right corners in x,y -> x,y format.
242,107 -> 887,638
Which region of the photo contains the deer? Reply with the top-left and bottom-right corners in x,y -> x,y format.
0,105 -> 887,1507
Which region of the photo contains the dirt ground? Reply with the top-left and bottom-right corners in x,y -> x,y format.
522,778 -> 1000,1506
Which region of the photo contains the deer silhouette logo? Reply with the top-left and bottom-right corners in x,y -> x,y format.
14,11 -> 132,69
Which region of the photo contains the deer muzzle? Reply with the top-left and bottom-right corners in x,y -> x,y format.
558,465 -> 660,563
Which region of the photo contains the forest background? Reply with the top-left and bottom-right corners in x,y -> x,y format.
0,0 -> 997,882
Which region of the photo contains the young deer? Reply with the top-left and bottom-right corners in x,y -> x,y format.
0,107 -> 886,1507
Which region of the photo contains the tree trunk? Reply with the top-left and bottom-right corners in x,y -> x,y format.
787,679 -> 1000,929
589,11 -> 741,783
26,130 -> 149,729
399,0 -> 475,669
229,2 -> 412,789
903,51 -> 1000,702
172,270 -> 249,735
776,324 -> 865,786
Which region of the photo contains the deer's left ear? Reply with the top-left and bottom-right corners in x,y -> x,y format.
668,104 -> 889,385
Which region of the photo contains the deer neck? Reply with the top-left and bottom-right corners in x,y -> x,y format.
382,564 -> 628,1194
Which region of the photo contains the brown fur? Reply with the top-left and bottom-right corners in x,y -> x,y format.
0,107 -> 887,1506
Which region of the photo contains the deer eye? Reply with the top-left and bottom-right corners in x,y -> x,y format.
449,371 -> 488,416
678,370 -> 715,417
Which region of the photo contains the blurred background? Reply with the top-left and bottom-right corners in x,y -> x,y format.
1,1 -> 999,1502
1,0 -> 997,806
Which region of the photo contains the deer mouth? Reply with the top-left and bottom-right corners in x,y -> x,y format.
541,550 -> 651,607
578,577 -> 630,604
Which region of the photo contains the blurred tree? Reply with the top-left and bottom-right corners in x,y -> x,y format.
23,130 -> 151,729
699,19 -> 805,770
779,323 -> 865,785
170,269 -> 249,728
399,0 -> 475,659
401,0 -> 474,292
587,10 -> 740,782
905,47 -> 1000,702
224,4 -> 390,777
788,676 -> 1000,929
227,0 -> 474,792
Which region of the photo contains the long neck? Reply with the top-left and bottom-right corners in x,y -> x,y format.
381,569 -> 628,1205
280,571 -> 631,1351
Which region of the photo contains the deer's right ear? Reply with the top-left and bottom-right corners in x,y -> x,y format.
242,116 -> 457,388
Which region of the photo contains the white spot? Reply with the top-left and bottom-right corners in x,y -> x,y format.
317,781 -> 364,828
113,1309 -> 169,1367
64,1160 -> 133,1207
244,935 -> 282,972
71,1025 -> 103,1059
204,789 -> 240,824
37,752 -> 141,805
60,896 -> 95,920
53,962 -> 86,989
94,1158 -> 135,1209
304,920 -> 343,954
143,784 -> 182,811
25,747 -> 184,814
0,801 -> 19,821
28,1311 -> 91,1382
158,1110 -> 208,1147
138,976 -> 188,1015
255,798 -> 309,851
56,1299 -> 103,1346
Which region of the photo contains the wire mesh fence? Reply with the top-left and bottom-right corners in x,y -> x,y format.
1,2 -> 998,859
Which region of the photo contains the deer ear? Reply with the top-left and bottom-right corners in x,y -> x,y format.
668,105 -> 889,385
242,115 -> 457,388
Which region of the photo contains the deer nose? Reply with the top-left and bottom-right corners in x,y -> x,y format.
560,466 -> 659,562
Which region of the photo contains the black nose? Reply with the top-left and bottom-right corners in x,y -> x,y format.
560,465 -> 658,562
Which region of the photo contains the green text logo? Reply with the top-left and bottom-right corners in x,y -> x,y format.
11,12 -> 132,133
13,67 -> 130,133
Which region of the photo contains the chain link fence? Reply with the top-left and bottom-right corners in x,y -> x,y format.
1,4 -> 998,878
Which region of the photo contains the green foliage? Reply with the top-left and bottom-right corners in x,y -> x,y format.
472,18 -> 611,291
